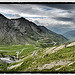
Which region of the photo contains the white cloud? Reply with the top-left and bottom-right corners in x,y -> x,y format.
0,4 -> 75,34
0,4 -> 72,18
33,17 -> 74,26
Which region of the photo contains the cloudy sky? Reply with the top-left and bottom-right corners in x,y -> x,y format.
0,4 -> 75,34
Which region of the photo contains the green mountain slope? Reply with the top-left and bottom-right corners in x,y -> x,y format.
9,42 -> 75,72
0,41 -> 75,72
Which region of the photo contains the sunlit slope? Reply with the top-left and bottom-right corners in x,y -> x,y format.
2,42 -> 75,72
0,44 -> 42,72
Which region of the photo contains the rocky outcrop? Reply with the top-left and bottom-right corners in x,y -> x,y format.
0,13 -> 68,45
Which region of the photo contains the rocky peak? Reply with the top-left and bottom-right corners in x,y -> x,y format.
0,13 -> 7,19
0,13 -> 68,45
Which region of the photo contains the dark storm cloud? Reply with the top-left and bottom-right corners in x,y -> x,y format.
0,4 -> 52,17
0,4 -> 75,34
44,4 -> 75,10
53,17 -> 74,21
0,4 -> 74,18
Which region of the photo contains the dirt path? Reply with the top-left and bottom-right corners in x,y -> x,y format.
38,60 -> 71,70
7,42 -> 75,70
55,61 -> 75,71
51,45 -> 65,53
45,42 -> 75,54
45,45 -> 65,54
38,42 -> 75,70
7,62 -> 23,70
45,47 -> 56,54
66,42 -> 75,47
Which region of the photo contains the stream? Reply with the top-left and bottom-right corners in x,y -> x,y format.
0,56 -> 22,64
0,57 -> 14,63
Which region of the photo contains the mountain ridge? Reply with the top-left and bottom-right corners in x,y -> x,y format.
0,13 -> 68,46
63,30 -> 75,42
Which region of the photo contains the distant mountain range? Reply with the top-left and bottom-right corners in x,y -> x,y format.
63,30 -> 75,42
0,13 -> 68,46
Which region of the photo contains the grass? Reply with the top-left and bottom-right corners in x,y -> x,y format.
0,44 -> 39,57
0,43 -> 75,72
0,44 -> 41,72
8,45 -> 75,72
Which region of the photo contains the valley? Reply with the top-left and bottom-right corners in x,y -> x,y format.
0,13 -> 74,73
63,30 -> 75,42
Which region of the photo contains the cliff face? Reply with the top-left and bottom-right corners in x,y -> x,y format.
0,14 -> 68,45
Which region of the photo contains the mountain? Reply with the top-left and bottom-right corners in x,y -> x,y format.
0,13 -> 68,46
63,30 -> 75,42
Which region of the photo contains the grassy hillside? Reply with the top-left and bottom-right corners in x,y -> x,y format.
0,42 -> 75,72
0,44 -> 42,72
